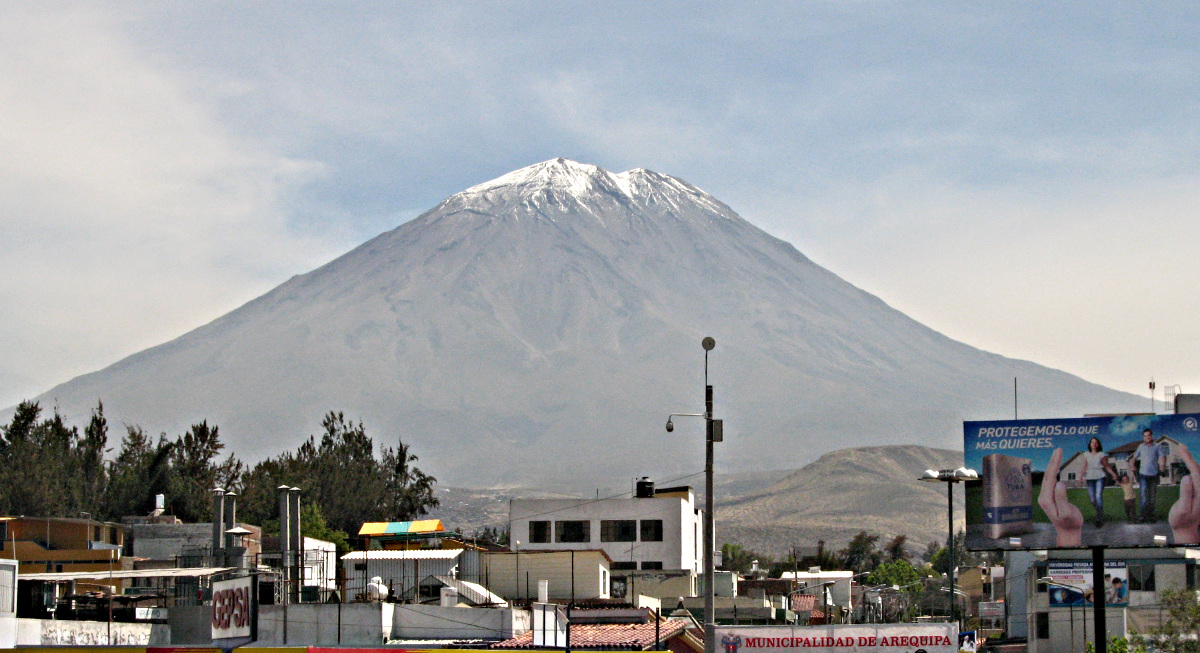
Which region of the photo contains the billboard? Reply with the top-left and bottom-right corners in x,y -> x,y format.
210,575 -> 256,641
713,625 -> 956,653
1045,561 -> 1128,608
964,413 -> 1200,549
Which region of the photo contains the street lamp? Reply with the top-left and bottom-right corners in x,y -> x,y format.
666,336 -> 721,653
919,467 -> 978,630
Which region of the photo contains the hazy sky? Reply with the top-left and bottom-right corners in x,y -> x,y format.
3,2 -> 1198,410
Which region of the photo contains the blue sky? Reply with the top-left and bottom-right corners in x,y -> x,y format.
3,2 -> 1199,409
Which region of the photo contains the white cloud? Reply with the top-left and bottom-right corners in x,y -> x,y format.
0,5 -> 343,406
4,1 -> 1200,410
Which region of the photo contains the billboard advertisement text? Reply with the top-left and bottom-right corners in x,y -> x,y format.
964,413 -> 1200,549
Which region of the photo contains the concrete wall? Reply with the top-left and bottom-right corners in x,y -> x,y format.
481,550 -> 610,601
391,603 -> 528,640
130,523 -> 213,561
0,614 -> 14,649
15,618 -> 168,646
613,570 -> 697,600
167,604 -> 213,645
1027,607 -> 1125,653
256,602 -> 392,646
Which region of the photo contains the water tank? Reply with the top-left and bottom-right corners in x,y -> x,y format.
636,477 -> 655,498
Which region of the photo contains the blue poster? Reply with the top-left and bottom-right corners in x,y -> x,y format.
963,413 -> 1200,549
1045,561 -> 1128,608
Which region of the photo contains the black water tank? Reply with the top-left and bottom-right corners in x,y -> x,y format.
635,477 -> 655,498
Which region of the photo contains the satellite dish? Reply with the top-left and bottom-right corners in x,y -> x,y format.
701,337 -> 716,351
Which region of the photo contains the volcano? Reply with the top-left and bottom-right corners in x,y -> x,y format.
17,159 -> 1142,488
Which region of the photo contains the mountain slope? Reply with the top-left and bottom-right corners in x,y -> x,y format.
17,159 -> 1143,488
716,445 -> 965,556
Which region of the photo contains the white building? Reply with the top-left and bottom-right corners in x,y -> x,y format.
1012,547 -> 1200,653
508,481 -> 703,575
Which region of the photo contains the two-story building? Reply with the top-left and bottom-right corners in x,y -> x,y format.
509,480 -> 702,576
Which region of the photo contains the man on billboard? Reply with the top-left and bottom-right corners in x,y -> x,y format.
1131,429 -> 1168,522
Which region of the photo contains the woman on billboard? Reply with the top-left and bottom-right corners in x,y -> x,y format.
1081,437 -> 1118,527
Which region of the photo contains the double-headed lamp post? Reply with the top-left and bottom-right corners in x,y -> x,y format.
918,467 -> 978,629
666,336 -> 721,653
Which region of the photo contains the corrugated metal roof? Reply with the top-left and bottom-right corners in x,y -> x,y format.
19,567 -> 237,581
341,549 -> 461,561
431,574 -> 508,607
358,519 -> 445,536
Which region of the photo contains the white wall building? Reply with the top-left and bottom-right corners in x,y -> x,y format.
508,482 -> 703,575
1019,548 -> 1200,653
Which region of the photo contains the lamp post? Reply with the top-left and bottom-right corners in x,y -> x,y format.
666,336 -> 721,653
919,467 -> 978,630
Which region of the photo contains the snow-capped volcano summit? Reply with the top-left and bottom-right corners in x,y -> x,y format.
446,158 -> 733,229
14,160 -> 1141,487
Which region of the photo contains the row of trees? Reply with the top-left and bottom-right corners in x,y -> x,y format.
720,530 -> 984,578
0,401 -> 438,550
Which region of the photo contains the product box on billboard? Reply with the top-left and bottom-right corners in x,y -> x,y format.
964,413 -> 1200,550
981,453 -> 1033,539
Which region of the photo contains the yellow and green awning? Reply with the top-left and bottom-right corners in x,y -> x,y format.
357,519 -> 444,537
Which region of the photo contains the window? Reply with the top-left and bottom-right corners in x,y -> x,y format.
1129,564 -> 1156,591
556,520 -> 590,543
1036,612 -> 1049,639
611,561 -> 638,571
601,520 -> 637,542
641,561 -> 663,570
640,520 -> 664,542
1067,472 -> 1076,481
94,526 -> 101,541
530,521 -> 551,543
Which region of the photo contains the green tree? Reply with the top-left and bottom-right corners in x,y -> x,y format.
1130,587 -> 1198,652
260,501 -> 350,555
75,402 -> 110,513
165,421 -> 242,522
927,531 -> 971,575
866,559 -> 921,589
719,543 -> 755,573
381,439 -> 438,521
884,534 -> 909,563
104,426 -> 174,519
239,411 -> 439,535
0,401 -> 107,518
472,526 -> 509,547
839,531 -> 882,574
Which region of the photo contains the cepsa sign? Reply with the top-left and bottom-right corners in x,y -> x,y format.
713,624 -> 956,653
211,576 -> 255,640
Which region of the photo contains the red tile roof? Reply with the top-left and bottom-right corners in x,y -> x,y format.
492,620 -> 689,649
789,594 -> 817,612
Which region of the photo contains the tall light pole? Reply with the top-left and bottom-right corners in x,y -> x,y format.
919,467 -> 977,630
666,336 -> 721,653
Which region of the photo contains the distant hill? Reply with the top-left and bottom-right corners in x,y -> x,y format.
9,159 -> 1145,488
716,445 -> 965,557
